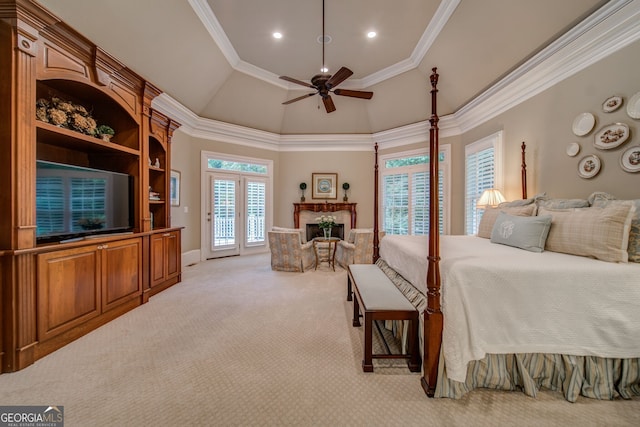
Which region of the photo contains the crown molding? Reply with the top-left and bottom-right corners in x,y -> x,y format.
187,0 -> 239,67
153,92 -> 444,151
189,0 -> 459,90
455,0 -> 639,132
158,0 -> 640,151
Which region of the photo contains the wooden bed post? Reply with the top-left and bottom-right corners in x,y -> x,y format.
373,143 -> 380,263
421,67 -> 443,398
521,141 -> 527,199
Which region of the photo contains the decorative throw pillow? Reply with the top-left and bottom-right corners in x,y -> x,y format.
271,226 -> 306,243
497,192 -> 546,208
539,204 -> 635,263
536,197 -> 590,210
477,204 -> 536,238
589,197 -> 640,263
588,191 -> 617,205
490,212 -> 552,252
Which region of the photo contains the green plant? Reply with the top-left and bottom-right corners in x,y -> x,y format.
96,125 -> 115,135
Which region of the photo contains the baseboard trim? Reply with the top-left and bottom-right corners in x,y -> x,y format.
182,249 -> 201,267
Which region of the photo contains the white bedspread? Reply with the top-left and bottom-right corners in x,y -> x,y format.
379,234 -> 640,382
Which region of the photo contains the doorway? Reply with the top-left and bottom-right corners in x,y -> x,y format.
201,152 -> 272,260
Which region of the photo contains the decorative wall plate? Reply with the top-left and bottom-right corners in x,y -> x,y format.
566,142 -> 580,157
572,112 -> 595,136
620,145 -> 640,173
577,154 -> 601,179
594,123 -> 629,150
627,91 -> 640,119
602,95 -> 622,113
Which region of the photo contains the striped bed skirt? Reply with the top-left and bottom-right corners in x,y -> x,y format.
376,259 -> 640,402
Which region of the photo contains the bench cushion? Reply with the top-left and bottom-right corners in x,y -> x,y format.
349,265 -> 415,311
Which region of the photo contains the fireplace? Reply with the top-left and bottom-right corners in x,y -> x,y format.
306,223 -> 345,241
294,202 -> 357,242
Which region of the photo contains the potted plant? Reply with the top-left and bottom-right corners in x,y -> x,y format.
299,182 -> 307,202
342,182 -> 350,202
96,125 -> 115,142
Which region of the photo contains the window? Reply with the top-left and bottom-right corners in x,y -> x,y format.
380,146 -> 450,235
207,158 -> 267,174
465,131 -> 503,235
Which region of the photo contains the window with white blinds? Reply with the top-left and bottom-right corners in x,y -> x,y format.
465,131 -> 503,235
380,146 -> 449,235
246,180 -> 266,244
213,178 -> 236,247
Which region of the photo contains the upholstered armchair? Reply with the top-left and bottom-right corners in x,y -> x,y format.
268,231 -> 316,272
336,229 -> 380,268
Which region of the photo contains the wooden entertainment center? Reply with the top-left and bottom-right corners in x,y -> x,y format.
0,0 -> 182,373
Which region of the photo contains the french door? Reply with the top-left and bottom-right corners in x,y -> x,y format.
204,172 -> 268,259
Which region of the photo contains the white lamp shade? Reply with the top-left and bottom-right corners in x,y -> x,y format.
477,189 -> 506,208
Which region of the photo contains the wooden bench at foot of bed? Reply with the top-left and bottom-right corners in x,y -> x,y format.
348,264 -> 421,373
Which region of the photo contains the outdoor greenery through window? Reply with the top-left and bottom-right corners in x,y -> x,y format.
381,148 -> 449,236
204,151 -> 272,257
207,159 -> 267,174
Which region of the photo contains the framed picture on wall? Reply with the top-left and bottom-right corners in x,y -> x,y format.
170,170 -> 181,206
312,173 -> 338,199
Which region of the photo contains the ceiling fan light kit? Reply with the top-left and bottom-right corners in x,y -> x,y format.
279,0 -> 374,113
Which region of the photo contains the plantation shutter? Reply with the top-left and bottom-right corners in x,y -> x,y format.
465,145 -> 496,235
213,179 -> 236,247
383,173 -> 409,235
246,180 -> 266,244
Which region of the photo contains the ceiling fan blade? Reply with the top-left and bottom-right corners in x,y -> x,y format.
323,95 -> 336,113
333,89 -> 374,100
326,67 -> 353,89
282,93 -> 316,105
279,75 -> 315,89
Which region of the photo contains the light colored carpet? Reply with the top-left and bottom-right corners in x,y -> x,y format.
1,253 -> 639,426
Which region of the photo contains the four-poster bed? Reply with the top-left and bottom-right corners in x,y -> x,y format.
370,68 -> 640,401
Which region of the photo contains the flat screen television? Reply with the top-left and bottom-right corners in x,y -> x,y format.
36,160 -> 134,243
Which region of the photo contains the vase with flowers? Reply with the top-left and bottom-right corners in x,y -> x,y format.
316,214 -> 337,239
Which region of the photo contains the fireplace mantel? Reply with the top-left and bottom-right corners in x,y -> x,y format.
293,203 -> 357,229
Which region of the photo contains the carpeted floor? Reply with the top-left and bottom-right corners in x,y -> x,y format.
1,253 -> 639,426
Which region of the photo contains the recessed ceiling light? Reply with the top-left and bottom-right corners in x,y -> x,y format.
367,31 -> 377,39
273,32 -> 283,39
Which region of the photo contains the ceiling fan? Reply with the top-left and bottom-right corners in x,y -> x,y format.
279,0 -> 374,113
